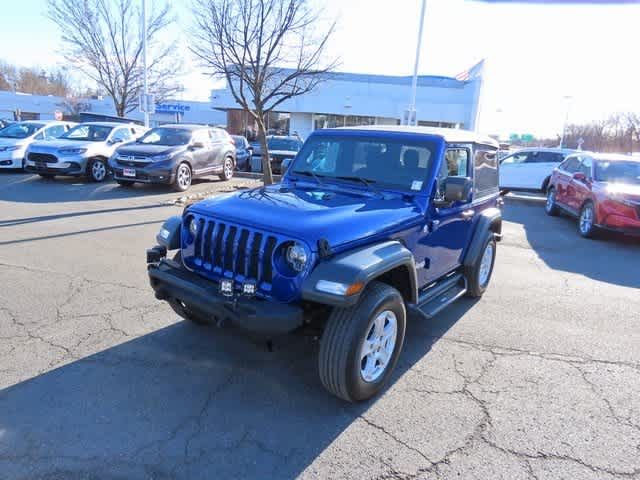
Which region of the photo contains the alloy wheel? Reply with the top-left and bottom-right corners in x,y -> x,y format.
580,204 -> 594,235
224,158 -> 233,179
177,164 -> 191,189
359,310 -> 398,383
479,242 -> 494,287
92,160 -> 106,181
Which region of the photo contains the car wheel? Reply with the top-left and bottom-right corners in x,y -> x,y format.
219,156 -> 234,181
166,252 -> 209,325
465,233 -> 497,298
578,202 -> 597,238
38,174 -> 55,179
545,187 -> 559,216
21,158 -> 26,171
117,180 -> 135,187
318,281 -> 406,402
88,158 -> 108,182
173,162 -> 192,192
541,176 -> 551,193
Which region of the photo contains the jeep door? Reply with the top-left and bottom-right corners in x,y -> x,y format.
419,146 -> 475,284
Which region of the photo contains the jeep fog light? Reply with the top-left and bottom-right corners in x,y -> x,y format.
220,279 -> 234,297
316,280 -> 363,296
242,281 -> 257,297
286,243 -> 308,272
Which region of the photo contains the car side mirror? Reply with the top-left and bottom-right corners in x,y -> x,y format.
435,177 -> 472,207
191,141 -> 205,149
572,172 -> 587,182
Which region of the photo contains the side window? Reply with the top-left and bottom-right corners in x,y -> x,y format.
474,147 -> 499,198
437,148 -> 469,198
111,128 -> 132,142
34,132 -> 45,140
560,157 -> 581,173
528,151 -> 564,163
579,157 -> 593,177
44,125 -> 65,139
501,152 -> 528,165
192,129 -> 211,146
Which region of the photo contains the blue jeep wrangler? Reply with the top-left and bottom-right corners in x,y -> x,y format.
147,126 -> 502,402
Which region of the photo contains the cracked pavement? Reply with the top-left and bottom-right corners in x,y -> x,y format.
0,173 -> 639,480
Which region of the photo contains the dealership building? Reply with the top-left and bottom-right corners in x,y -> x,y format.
210,61 -> 484,140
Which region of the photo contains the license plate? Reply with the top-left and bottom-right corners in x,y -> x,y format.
123,168 -> 136,177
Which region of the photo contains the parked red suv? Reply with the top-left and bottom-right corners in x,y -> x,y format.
545,153 -> 640,238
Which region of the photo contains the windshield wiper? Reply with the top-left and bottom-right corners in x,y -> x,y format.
335,175 -> 383,197
291,170 -> 324,185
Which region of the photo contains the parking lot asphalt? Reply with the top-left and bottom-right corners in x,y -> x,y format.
0,172 -> 639,480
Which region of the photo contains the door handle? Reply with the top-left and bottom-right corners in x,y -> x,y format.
462,209 -> 475,219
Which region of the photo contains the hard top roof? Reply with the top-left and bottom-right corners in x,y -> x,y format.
321,125 -> 498,147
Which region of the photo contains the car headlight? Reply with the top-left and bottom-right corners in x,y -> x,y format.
151,153 -> 172,162
189,217 -> 199,237
59,148 -> 88,155
286,243 -> 308,272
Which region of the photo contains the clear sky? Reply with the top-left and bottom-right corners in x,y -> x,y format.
2,0 -> 640,138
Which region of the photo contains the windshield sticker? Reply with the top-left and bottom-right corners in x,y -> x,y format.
411,180 -> 423,191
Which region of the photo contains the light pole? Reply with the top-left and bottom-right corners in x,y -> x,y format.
142,0 -> 149,128
559,95 -> 572,149
405,0 -> 427,126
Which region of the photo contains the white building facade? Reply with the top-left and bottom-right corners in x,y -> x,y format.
210,62 -> 484,140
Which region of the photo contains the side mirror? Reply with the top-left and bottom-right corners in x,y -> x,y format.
109,138 -> 123,145
572,172 -> 587,182
435,177 -> 472,206
191,141 -> 205,149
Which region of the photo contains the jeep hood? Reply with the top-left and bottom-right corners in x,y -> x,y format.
189,184 -> 423,251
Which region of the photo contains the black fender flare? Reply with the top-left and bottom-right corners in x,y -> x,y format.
301,241 -> 418,307
156,215 -> 182,250
463,207 -> 502,269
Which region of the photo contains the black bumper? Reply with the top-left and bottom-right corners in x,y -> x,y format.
148,258 -> 304,335
112,166 -> 174,184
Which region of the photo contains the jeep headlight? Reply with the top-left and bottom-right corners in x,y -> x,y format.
286,243 -> 308,272
189,217 -> 199,237
59,147 -> 88,155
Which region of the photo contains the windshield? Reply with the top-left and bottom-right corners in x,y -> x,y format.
289,134 -> 437,191
61,124 -> 113,142
137,128 -> 192,146
595,160 -> 640,185
0,122 -> 44,139
268,138 -> 301,151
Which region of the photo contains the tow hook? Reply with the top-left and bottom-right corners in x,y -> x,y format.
146,245 -> 167,264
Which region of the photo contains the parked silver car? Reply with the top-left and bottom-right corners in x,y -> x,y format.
25,122 -> 146,181
0,120 -> 75,170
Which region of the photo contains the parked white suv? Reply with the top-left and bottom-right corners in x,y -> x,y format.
499,148 -> 577,193
0,120 -> 75,170
25,122 -> 146,182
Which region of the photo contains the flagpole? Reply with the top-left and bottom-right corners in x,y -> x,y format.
142,0 -> 149,128
407,0 -> 427,126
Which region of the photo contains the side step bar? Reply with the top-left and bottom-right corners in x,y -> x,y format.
414,272 -> 467,319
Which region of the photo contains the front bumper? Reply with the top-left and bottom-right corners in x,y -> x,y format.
25,161 -> 84,175
112,164 -> 173,184
148,256 -> 305,335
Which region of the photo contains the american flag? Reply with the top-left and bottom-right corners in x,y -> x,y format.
454,59 -> 485,82
454,69 -> 470,82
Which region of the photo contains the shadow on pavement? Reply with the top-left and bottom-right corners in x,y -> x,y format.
0,300 -> 475,479
503,197 -> 639,289
0,171 -> 224,204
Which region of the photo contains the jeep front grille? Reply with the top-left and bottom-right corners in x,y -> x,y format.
190,219 -> 279,286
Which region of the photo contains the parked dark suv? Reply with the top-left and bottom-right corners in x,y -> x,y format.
147,126 -> 502,402
110,124 -> 236,191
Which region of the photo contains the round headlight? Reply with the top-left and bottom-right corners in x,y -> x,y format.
286,243 -> 308,272
189,218 -> 198,237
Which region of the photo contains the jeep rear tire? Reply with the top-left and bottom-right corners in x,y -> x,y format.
318,281 -> 406,402
465,233 -> 496,298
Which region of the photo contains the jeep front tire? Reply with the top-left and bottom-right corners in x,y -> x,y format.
318,281 -> 406,402
465,233 -> 496,298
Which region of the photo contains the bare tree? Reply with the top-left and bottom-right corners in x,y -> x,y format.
190,0 -> 338,185
47,0 -> 180,117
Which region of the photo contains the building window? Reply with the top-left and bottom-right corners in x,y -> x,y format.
418,120 -> 458,129
313,114 -> 376,130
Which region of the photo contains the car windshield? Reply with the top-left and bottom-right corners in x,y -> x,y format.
268,138 -> 301,151
0,122 -> 44,139
594,160 -> 640,185
289,134 -> 437,191
61,124 -> 113,142
137,128 -> 192,146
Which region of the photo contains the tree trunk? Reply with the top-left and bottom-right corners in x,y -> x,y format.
256,114 -> 274,186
